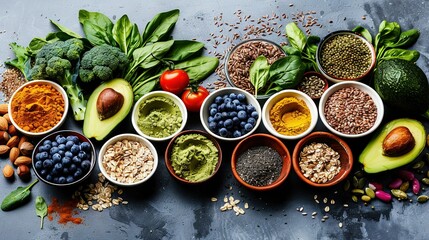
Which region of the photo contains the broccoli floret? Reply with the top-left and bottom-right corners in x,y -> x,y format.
79,44 -> 128,83
29,38 -> 87,121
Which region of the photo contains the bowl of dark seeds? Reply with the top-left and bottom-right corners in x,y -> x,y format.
319,81 -> 384,138
297,71 -> 329,100
316,31 -> 376,82
225,39 -> 285,99
231,133 -> 291,191
292,131 -> 353,187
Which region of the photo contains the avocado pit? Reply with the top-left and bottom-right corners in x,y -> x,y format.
382,126 -> 415,157
96,88 -> 124,120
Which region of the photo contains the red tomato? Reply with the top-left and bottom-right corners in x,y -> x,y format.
160,69 -> 190,95
181,86 -> 210,112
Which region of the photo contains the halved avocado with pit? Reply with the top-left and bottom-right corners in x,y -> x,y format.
359,118 -> 426,173
83,78 -> 133,141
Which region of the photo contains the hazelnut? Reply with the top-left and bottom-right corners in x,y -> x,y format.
17,165 -> 30,179
383,126 -> 415,157
96,88 -> 124,120
19,142 -> 34,156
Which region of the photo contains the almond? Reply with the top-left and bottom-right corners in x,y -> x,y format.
3,113 -> 11,124
0,145 -> 10,155
19,142 -> 34,156
6,135 -> 19,148
0,104 -> 8,115
18,136 -> 28,148
2,164 -> 14,179
17,165 -> 30,178
383,126 -> 415,157
0,116 -> 8,131
14,156 -> 32,166
0,131 -> 9,144
9,147 -> 20,164
8,124 -> 17,136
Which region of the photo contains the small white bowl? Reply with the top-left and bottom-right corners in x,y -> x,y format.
98,133 -> 158,187
8,80 -> 69,137
200,87 -> 261,141
262,90 -> 318,140
131,91 -> 187,142
319,81 -> 384,138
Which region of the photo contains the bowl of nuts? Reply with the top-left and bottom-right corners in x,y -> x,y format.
292,131 -> 353,187
98,133 -> 158,187
225,38 -> 285,99
32,130 -> 96,187
319,81 -> 384,138
316,31 -> 376,83
297,71 -> 329,100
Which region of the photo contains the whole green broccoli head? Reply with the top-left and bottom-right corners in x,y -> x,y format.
79,44 -> 128,83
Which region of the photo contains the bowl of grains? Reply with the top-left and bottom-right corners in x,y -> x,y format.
292,131 -> 353,187
225,39 -> 285,99
98,133 -> 158,187
297,71 -> 329,100
262,89 -> 318,140
9,80 -> 69,137
319,81 -> 384,138
231,133 -> 291,191
316,31 -> 376,83
165,130 -> 222,184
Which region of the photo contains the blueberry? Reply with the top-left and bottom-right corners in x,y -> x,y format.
57,136 -> 67,144
229,111 -> 237,118
247,117 -> 256,126
218,103 -> 226,112
55,134 -> 64,142
210,108 -> 217,116
74,169 -> 83,178
72,156 -> 82,164
224,97 -> 231,103
58,176 -> 66,184
35,153 -> 42,161
232,99 -> 240,105
51,142 -> 59,147
208,116 -> 215,123
65,151 -> 73,158
54,163 -> 63,170
52,153 -> 62,163
218,120 -> 224,127
229,93 -> 237,99
38,145 -> 49,152
237,110 -> 247,120
214,113 -> 222,121
43,140 -> 52,146
225,102 -> 234,110
210,103 -> 218,109
236,105 -> 244,111
246,105 -> 256,113
80,142 -> 92,153
221,112 -> 228,119
62,168 -> 69,175
50,147 -> 59,155
232,117 -> 240,125
233,130 -> 242,138
251,111 -> 259,119
78,151 -> 87,160
53,177 -> 59,184
66,176 -> 75,183
65,141 -> 74,150
81,160 -> 91,170
51,168 -> 59,176
58,150 -> 65,157
46,174 -> 53,182
237,93 -> 245,101
224,119 -> 233,129
62,156 -> 71,166
215,96 -> 223,104
208,121 -> 217,131
71,145 -> 80,155
43,159 -> 53,168
219,128 -> 228,137
39,169 -> 48,177
67,135 -> 80,144
35,161 -> 43,170
69,164 -> 77,173
240,121 -> 247,128
244,123 -> 253,132
58,144 -> 66,151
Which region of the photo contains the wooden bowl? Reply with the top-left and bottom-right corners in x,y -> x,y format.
231,133 -> 291,191
292,131 -> 353,187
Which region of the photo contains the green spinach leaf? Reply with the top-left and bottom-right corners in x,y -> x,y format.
174,56 -> 219,82
375,20 -> 401,52
249,55 -> 270,96
50,20 -> 82,39
1,179 -> 38,211
35,196 -> 48,229
112,14 -> 142,57
267,55 -> 305,89
380,49 -> 420,62
5,42 -> 32,80
79,10 -> 115,46
285,22 -> 307,51
163,40 -> 204,62
282,46 -> 301,56
352,26 -> 373,43
142,9 -> 180,45
385,29 -> 420,48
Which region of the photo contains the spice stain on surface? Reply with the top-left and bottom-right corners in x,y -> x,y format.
270,97 -> 311,136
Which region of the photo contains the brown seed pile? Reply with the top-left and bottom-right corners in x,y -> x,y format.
324,87 -> 377,134
297,74 -> 326,98
0,68 -> 26,102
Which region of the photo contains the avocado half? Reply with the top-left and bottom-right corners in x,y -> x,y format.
83,78 -> 133,141
359,118 -> 426,173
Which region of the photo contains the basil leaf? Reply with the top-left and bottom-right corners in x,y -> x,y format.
35,196 -> 48,229
380,49 -> 420,62
79,10 -> 115,46
1,180 -> 38,211
265,85 -> 283,95
174,56 -> 219,82
142,9 -> 180,45
249,55 -> 270,96
283,46 -> 301,56
375,20 -> 401,51
352,26 -> 373,44
5,42 -> 32,80
112,14 -> 142,56
50,20 -> 82,39
26,38 -> 47,55
385,29 -> 420,49
306,35 -> 320,55
268,55 -> 305,89
285,22 -> 307,52
164,40 -> 205,62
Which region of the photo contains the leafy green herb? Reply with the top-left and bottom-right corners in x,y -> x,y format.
35,196 -> 48,229
50,20 -> 83,39
79,9 -> 116,46
5,42 -> 32,80
265,55 -> 305,94
249,55 -> 270,96
174,56 -> 219,83
1,179 -> 38,211
112,14 -> 142,57
142,9 -> 180,45
352,26 -> 373,43
163,40 -> 205,61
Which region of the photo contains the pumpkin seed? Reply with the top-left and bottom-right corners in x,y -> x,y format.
351,195 -> 358,202
412,160 -> 425,170
357,178 -> 366,189
361,195 -> 371,202
399,181 -> 410,192
391,189 -> 408,200
352,189 -> 365,195
354,170 -> 365,178
417,195 -> 429,203
421,178 -> 429,185
365,187 -> 375,199
352,176 -> 359,188
343,180 -> 351,191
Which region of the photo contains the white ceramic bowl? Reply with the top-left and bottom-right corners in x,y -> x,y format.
319,81 -> 384,138
131,91 -> 187,142
8,80 -> 69,137
200,87 -> 262,141
262,90 -> 318,140
98,133 -> 158,187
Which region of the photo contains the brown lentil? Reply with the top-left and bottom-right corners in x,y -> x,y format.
324,87 -> 377,134
297,74 -> 326,98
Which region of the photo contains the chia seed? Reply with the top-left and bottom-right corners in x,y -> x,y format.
236,145 -> 282,186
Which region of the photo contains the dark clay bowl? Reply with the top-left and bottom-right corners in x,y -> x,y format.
292,131 -> 353,187
231,133 -> 291,191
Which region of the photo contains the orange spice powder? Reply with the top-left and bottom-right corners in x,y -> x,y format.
48,197 -> 83,225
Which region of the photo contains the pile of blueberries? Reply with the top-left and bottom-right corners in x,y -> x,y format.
34,134 -> 93,184
207,93 -> 259,138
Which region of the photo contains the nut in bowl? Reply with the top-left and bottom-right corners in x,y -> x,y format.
316,30 -> 376,83
32,130 -> 96,187
262,89 -> 318,140
292,131 -> 353,187
200,87 -> 261,141
8,80 -> 69,137
319,81 -> 384,138
231,133 -> 291,191
98,134 -> 158,187
131,91 -> 187,142
165,130 -> 222,184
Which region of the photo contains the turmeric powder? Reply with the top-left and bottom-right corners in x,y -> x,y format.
11,83 -> 65,133
269,96 -> 311,136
